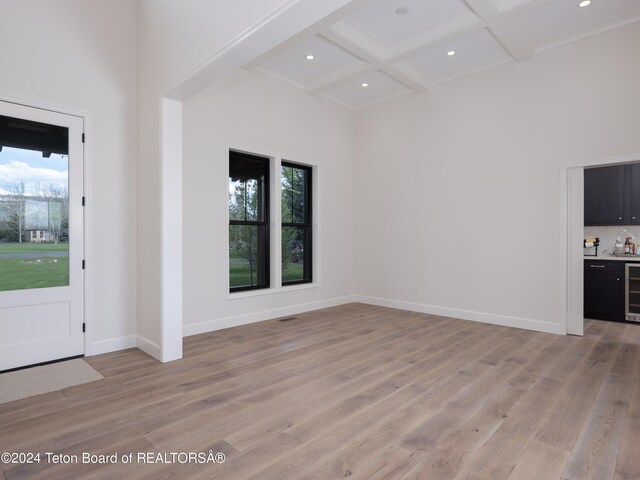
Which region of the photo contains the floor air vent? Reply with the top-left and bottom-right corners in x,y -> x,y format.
278,317 -> 298,322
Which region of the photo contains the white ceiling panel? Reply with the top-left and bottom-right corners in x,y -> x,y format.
525,0 -> 640,43
346,0 -> 470,45
261,33 -> 361,84
405,28 -> 510,81
246,0 -> 640,109
322,69 -> 412,108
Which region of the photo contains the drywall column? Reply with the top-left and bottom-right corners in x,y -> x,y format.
160,98 -> 183,361
564,166 -> 584,336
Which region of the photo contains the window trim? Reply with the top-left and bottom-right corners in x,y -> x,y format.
228,150 -> 270,293
281,161 -> 312,286
225,146 -> 321,299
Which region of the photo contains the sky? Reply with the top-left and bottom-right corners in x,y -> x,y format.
0,146 -> 68,196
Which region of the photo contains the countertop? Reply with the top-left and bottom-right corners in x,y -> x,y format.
584,255 -> 640,262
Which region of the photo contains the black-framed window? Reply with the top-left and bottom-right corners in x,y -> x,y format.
228,151 -> 270,292
281,161 -> 312,285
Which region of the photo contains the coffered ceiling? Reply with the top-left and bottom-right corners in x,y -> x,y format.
243,0 -> 640,109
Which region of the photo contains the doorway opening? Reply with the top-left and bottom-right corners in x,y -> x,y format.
563,155 -> 640,336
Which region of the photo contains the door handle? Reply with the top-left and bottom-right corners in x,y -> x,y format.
590,265 -> 605,268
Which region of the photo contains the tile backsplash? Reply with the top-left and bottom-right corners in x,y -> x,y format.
584,226 -> 640,255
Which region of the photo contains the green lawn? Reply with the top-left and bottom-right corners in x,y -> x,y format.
229,254 -> 304,288
0,243 -> 69,254
0,243 -> 69,291
282,263 -> 304,283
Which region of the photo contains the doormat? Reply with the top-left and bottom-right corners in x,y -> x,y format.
0,359 -> 103,405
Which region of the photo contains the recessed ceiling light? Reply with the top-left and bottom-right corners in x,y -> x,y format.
578,0 -> 591,7
305,54 -> 314,60
361,83 -> 369,88
395,6 -> 409,15
447,50 -> 456,56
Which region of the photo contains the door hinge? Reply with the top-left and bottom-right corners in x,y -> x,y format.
82,133 -> 85,143
82,323 -> 86,333
82,260 -> 85,269
82,196 -> 85,206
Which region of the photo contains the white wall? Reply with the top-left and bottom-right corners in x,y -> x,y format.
0,0 -> 138,352
181,70 -> 356,333
354,22 -> 640,334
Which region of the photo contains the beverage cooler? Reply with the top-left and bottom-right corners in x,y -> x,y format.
625,264 -> 640,322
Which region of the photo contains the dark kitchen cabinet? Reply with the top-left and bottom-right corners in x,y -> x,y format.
584,163 -> 640,226
628,163 -> 640,224
584,260 -> 624,322
584,165 -> 625,226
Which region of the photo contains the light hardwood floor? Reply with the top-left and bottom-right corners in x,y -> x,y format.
1,303 -> 639,479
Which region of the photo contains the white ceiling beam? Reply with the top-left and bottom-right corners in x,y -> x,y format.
312,22 -> 430,92
463,0 -> 534,62
329,18 -> 386,58
165,0 -> 356,100
391,61 -> 435,89
384,10 -> 486,63
304,61 -> 374,95
499,0 -> 554,18
254,65 -> 304,89
319,0 -> 380,25
535,9 -> 640,53
242,29 -> 315,71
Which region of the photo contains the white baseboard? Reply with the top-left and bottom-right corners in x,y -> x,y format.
89,294 -> 560,359
90,335 -> 137,356
183,295 -> 357,337
136,334 -> 162,360
353,295 -> 563,335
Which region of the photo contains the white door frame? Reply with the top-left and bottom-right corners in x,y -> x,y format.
0,94 -> 93,357
561,154 -> 640,336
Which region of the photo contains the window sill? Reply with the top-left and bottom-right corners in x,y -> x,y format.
226,282 -> 321,301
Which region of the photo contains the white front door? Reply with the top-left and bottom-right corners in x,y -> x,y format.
0,101 -> 84,371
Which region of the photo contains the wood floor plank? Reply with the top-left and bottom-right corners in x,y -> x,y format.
562,373 -> 634,480
227,396 -> 368,453
507,439 -> 571,480
0,390 -> 64,418
0,384 -> 184,451
188,434 -> 300,480
364,447 -> 421,480
534,342 -> 620,451
302,405 -> 431,480
224,324 -> 457,452
452,377 -> 566,480
147,326 -> 446,452
0,408 -> 30,429
614,351 -> 640,480
146,354 -> 399,452
244,384 -> 427,480
0,304 -> 636,480
417,384 -> 528,479
545,336 -> 597,384
401,332 -> 555,455
563,344 -> 640,480
401,363 -> 512,453
3,436 -> 154,480
84,440 -> 236,480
